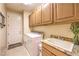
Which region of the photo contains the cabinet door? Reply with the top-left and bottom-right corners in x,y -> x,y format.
75,4 -> 79,20
35,6 -> 42,26
54,3 -> 75,22
29,14 -> 33,26
42,47 -> 55,56
42,3 -> 53,24
29,12 -> 36,26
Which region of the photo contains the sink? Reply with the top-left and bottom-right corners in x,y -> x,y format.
44,38 -> 74,52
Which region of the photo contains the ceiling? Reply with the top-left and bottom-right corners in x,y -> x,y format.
5,3 -> 42,13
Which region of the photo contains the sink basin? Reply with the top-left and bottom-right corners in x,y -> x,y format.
44,38 -> 74,52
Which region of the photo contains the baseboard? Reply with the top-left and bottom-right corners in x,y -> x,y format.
8,42 -> 23,50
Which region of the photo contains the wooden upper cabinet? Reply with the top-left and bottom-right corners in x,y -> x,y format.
29,3 -> 79,27
54,3 -> 75,22
29,12 -> 36,26
42,3 -> 53,24
35,6 -> 42,25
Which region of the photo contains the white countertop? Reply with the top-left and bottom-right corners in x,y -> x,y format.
42,38 -> 74,53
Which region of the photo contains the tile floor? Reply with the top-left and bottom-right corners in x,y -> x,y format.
6,46 -> 30,56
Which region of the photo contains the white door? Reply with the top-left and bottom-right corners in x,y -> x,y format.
7,12 -> 23,45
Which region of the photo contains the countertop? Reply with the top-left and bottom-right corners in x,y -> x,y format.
42,38 -> 79,56
25,32 -> 41,38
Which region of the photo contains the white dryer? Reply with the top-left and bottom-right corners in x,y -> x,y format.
24,32 -> 42,56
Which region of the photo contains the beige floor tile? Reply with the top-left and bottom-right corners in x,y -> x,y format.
6,46 -> 30,56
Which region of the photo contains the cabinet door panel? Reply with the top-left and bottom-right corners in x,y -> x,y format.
42,3 -> 52,24
29,14 -> 33,26
29,12 -> 36,26
42,47 -> 55,56
62,4 -> 74,18
54,3 -> 74,22
35,6 -> 42,25
75,4 -> 79,20
56,4 -> 63,19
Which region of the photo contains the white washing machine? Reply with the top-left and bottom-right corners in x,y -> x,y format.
24,32 -> 42,56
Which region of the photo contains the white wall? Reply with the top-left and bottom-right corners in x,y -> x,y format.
23,11 -> 30,34
0,4 -> 7,55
